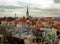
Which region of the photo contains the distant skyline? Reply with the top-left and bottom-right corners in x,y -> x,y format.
0,0 -> 60,17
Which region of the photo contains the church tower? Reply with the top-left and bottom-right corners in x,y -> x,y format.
15,13 -> 16,18
26,6 -> 30,20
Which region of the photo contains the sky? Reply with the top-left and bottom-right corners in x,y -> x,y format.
0,0 -> 60,17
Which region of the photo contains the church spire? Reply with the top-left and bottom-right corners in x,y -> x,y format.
26,6 -> 29,18
15,13 -> 16,18
15,13 -> 17,27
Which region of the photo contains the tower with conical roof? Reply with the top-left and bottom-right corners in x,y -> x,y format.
15,13 -> 16,18
26,6 -> 30,19
15,13 -> 17,27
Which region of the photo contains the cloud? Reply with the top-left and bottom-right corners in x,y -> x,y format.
0,1 -> 40,10
0,0 -> 18,6
0,5 -> 24,9
0,0 -> 54,9
0,0 -> 59,17
45,9 -> 60,17
54,0 -> 60,3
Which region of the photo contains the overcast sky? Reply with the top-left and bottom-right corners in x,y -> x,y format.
55,0 -> 60,3
0,0 -> 60,17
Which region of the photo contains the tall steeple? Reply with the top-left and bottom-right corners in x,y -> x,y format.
15,13 -> 16,18
15,13 -> 17,27
26,6 -> 29,18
